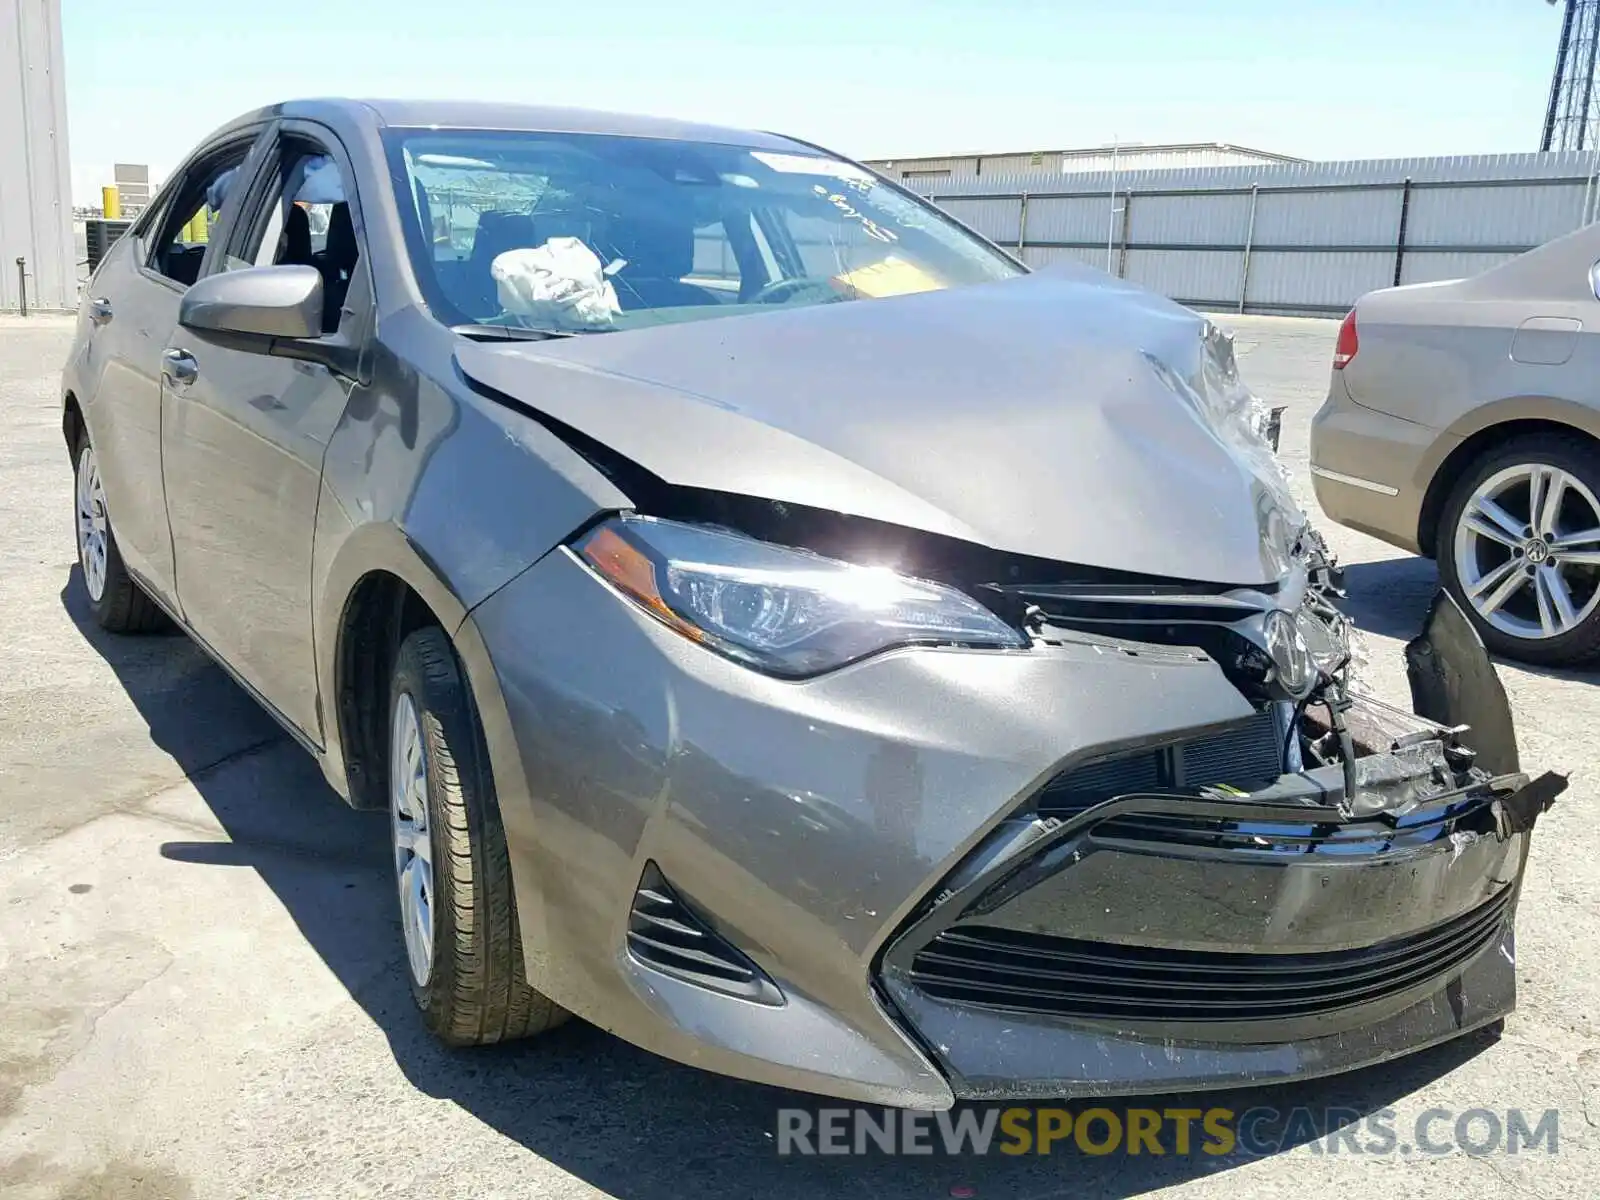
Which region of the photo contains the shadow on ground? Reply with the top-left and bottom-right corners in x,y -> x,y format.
63,568 -> 1495,1200
1339,557 -> 1600,686
1337,557 -> 1441,643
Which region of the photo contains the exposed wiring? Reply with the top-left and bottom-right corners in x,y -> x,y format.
1327,678 -> 1360,817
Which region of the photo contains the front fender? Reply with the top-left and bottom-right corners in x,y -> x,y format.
309,319 -> 632,800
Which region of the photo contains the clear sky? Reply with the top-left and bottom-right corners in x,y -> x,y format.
63,0 -> 1564,203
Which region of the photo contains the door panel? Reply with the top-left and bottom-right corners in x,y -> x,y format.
162,342 -> 352,737
77,241 -> 183,602
160,120 -> 369,743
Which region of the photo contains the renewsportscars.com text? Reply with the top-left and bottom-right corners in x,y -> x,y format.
776,1105 -> 1560,1158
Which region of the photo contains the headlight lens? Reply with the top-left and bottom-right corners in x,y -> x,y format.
576,516 -> 1027,677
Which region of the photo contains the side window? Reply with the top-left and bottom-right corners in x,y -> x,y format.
224,139 -> 362,335
146,145 -> 254,287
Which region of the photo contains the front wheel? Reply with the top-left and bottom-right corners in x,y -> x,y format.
1438,432 -> 1600,665
387,626 -> 565,1045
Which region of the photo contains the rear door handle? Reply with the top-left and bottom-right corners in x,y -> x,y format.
87,297 -> 113,325
162,348 -> 199,386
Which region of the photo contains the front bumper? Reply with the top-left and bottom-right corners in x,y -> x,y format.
465,548 -> 1540,1108
879,766 -> 1525,1100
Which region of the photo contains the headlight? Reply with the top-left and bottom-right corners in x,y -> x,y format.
575,516 -> 1028,677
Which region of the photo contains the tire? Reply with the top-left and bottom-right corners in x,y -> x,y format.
387,626 -> 565,1045
73,432 -> 167,633
1437,431 -> 1600,665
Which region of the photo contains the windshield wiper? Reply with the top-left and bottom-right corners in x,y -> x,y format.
450,324 -> 585,342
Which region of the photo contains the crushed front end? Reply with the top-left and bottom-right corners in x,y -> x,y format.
467,305 -> 1564,1105
878,534 -> 1564,1099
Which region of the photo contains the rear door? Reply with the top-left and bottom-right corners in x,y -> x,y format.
76,132 -> 264,606
161,120 -> 372,742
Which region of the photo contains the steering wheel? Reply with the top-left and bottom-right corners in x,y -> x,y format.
751,276 -> 836,305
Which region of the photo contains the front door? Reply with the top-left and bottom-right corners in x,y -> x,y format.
161,123 -> 370,741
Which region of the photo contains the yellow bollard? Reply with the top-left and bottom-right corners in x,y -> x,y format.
101,186 -> 120,220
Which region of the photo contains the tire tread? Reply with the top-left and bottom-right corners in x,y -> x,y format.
393,626 -> 564,1045
75,433 -> 168,634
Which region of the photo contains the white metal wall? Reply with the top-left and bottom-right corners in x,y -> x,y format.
868,144 -> 1298,182
0,0 -> 73,312
908,151 -> 1600,315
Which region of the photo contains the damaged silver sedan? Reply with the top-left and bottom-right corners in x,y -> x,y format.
63,99 -> 1563,1108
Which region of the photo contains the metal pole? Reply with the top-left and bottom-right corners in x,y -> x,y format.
1580,1 -> 1600,153
1116,192 -> 1133,278
15,258 -> 26,317
1392,179 -> 1413,288
1237,184 -> 1259,313
1016,192 -> 1031,263
1583,139 -> 1600,224
1106,141 -> 1119,273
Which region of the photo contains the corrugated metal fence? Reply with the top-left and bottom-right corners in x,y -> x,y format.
904,151 -> 1600,316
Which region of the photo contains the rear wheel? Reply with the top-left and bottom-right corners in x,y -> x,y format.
387,626 -> 565,1044
1438,432 -> 1600,665
73,433 -> 166,633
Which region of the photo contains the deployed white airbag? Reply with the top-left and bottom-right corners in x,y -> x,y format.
492,237 -> 620,328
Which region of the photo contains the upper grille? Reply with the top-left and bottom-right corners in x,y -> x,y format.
627,863 -> 782,1005
907,887 -> 1512,1024
1036,706 -> 1284,818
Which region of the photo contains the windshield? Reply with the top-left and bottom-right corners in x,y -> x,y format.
384,128 -> 1022,334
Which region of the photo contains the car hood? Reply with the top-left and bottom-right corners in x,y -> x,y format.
454,268 -> 1301,586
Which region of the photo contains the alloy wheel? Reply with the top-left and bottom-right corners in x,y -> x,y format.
390,691 -> 435,987
76,444 -> 109,603
1452,462 -> 1600,640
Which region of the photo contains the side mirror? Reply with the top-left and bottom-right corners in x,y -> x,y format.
179,264 -> 323,339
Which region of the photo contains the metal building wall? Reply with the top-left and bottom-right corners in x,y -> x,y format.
868,144 -> 1299,183
0,0 -> 74,312
912,151 -> 1600,315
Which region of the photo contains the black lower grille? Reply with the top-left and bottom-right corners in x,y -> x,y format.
1036,707 -> 1283,817
907,888 -> 1512,1023
627,863 -> 782,1005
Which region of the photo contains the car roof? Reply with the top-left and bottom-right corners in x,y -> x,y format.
234,98 -> 809,152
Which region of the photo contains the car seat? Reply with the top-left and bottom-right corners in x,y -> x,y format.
316,203 -> 360,332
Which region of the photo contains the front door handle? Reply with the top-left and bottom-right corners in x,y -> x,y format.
87,297 -> 113,325
162,348 -> 199,386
